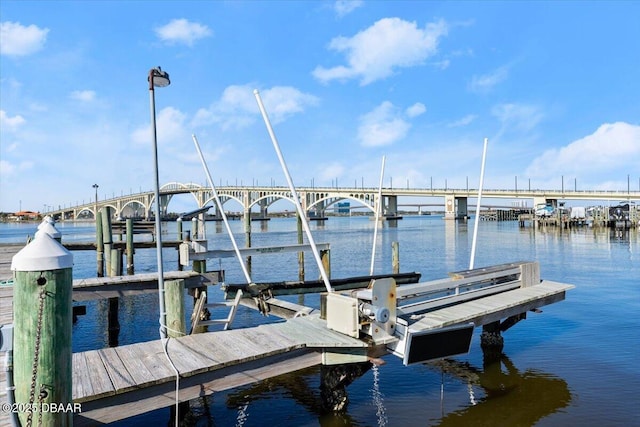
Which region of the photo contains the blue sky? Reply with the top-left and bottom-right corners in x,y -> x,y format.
1,0 -> 639,213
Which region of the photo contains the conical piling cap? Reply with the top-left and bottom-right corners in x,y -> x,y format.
11,230 -> 73,271
37,220 -> 62,239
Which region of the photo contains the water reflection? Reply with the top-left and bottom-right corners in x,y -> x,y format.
183,351 -> 572,427
429,353 -> 571,426
222,365 -> 370,427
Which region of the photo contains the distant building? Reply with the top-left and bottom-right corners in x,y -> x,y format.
334,202 -> 350,216
8,211 -> 41,221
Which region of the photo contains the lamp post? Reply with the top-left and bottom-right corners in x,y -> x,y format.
148,66 -> 170,339
92,183 -> 99,219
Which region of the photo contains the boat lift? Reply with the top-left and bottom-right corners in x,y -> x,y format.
325,261 -> 573,365
179,235 -> 572,365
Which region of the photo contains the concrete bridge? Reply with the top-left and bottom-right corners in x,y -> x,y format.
45,181 -> 640,221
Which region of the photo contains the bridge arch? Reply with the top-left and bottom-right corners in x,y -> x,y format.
202,194 -> 244,211
121,200 -> 148,218
250,193 -> 296,211
77,208 -> 95,218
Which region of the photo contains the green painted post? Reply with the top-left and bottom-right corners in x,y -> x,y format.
96,211 -> 104,277
126,218 -> 134,275
11,227 -> 74,426
101,207 -> 113,277
165,279 -> 186,338
110,248 -> 122,276
177,218 -> 183,241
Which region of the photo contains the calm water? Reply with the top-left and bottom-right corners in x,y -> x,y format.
1,217 -> 638,426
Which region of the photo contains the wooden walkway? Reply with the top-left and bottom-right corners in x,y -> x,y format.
0,271 -> 210,326
73,315 -> 365,425
0,243 -> 21,281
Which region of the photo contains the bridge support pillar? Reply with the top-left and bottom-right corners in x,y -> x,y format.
383,195 -> 398,217
444,195 -> 468,220
312,200 -> 326,219
259,199 -> 268,219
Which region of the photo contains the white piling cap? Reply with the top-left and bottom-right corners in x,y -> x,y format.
11,230 -> 73,271
37,221 -> 62,239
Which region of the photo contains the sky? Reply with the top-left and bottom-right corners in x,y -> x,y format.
1,0 -> 639,213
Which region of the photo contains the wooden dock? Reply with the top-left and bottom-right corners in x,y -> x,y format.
0,241 -> 185,282
72,315 -> 364,425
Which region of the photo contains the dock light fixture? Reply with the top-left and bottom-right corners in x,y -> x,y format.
148,66 -> 170,339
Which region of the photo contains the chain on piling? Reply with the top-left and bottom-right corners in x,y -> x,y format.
26,276 -> 47,427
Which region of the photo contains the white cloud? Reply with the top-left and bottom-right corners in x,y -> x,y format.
154,19 -> 212,46
334,0 -> 363,18
525,122 -> 640,180
469,65 -> 509,92
260,86 -> 320,123
69,90 -> 96,102
406,102 -> 426,118
492,103 -> 543,133
131,106 -> 188,145
0,110 -> 26,131
448,114 -> 477,127
313,17 -> 448,85
0,160 -> 13,176
0,159 -> 33,177
192,84 -> 318,129
0,21 -> 49,56
358,101 -> 411,147
318,161 -> 346,181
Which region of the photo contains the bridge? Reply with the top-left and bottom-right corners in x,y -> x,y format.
45,181 -> 639,221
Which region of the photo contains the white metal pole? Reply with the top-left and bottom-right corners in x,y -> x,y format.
253,89 -> 333,293
192,134 -> 253,284
370,156 -> 386,276
469,137 -> 488,270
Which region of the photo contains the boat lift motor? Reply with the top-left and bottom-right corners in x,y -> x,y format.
326,277 -> 474,365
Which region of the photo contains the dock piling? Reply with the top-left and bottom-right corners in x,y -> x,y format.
11,226 -> 74,426
126,218 -> 134,275
297,213 -> 305,281
108,297 -> 120,347
96,212 -> 104,277
392,241 -> 399,274
165,279 -> 186,338
101,207 -> 113,276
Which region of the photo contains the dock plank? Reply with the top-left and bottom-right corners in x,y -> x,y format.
72,352 -> 93,400
83,350 -> 115,399
164,338 -> 217,376
176,334 -> 241,367
115,342 -> 173,387
96,347 -> 136,395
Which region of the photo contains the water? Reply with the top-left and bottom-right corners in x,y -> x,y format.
1,217 -> 638,426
